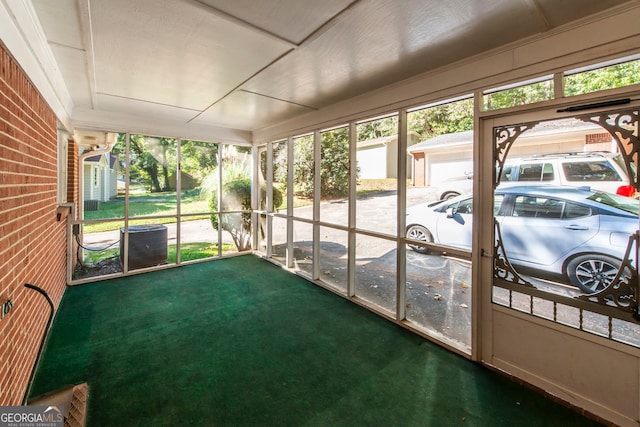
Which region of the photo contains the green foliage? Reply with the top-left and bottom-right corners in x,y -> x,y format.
320,128 -> 350,197
180,140 -> 218,183
205,158 -> 282,251
274,130 -> 352,199
357,116 -> 398,140
484,81 -> 553,110
408,98 -> 474,138
209,178 -> 252,251
291,135 -> 314,198
564,60 -> 640,96
113,134 -> 177,192
113,135 -> 219,192
272,141 -> 288,191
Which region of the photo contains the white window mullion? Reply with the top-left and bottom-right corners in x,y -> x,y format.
312,130 -> 321,280
396,109 -> 408,322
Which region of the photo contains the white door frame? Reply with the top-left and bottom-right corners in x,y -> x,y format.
474,91 -> 640,426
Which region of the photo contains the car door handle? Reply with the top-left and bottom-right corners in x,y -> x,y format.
564,224 -> 588,230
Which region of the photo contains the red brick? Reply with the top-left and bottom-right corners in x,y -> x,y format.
0,42 -> 67,405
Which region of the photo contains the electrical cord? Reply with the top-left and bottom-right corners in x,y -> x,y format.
75,233 -> 119,267
75,232 -> 119,251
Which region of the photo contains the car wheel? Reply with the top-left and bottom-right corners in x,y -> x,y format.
566,255 -> 620,294
406,225 -> 433,254
440,192 -> 460,200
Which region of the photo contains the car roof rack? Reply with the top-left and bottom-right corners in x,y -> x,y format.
527,151 -> 613,159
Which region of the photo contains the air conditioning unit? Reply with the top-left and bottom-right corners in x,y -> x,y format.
84,200 -> 101,211
120,225 -> 168,270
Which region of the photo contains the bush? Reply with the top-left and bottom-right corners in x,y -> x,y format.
208,176 -> 283,252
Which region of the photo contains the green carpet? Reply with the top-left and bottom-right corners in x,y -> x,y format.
30,255 -> 601,426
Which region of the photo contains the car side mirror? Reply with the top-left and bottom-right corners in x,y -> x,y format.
446,207 -> 456,218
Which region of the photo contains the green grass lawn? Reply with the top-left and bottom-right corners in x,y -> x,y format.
82,242 -> 234,264
84,188 -> 210,233
83,180 -> 400,233
74,241 -> 237,280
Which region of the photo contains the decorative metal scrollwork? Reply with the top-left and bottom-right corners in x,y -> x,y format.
493,123 -> 538,288
494,123 -> 539,189
574,108 -> 638,316
492,110 -> 639,318
493,220 -> 534,287
576,108 -> 639,191
576,232 -> 639,317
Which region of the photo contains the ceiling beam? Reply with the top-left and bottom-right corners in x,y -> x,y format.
0,0 -> 73,130
77,0 -> 98,108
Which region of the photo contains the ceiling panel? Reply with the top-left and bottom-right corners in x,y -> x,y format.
192,90 -> 315,130
95,93 -> 200,123
27,0 -> 632,135
196,0 -> 354,45
241,0 -> 546,109
31,0 -> 83,49
89,0 -> 292,111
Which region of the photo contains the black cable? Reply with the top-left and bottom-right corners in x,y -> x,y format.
556,98 -> 633,113
23,284 -> 55,405
74,233 -> 119,251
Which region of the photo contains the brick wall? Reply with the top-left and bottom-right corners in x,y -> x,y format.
0,42 -> 67,405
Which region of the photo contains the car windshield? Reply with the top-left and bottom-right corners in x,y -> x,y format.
611,153 -> 638,181
588,191 -> 639,215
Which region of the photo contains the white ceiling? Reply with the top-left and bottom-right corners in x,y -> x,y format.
28,0 -> 630,136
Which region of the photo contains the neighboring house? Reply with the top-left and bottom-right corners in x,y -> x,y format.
83,153 -> 119,203
357,131 -> 421,179
408,120 -> 614,187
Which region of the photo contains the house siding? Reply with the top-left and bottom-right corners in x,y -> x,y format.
67,136 -> 78,205
0,42 -> 67,405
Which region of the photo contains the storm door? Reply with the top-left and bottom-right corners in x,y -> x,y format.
477,98 -> 639,424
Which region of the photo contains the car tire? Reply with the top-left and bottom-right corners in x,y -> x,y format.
440,191 -> 460,200
566,254 -> 621,294
406,225 -> 433,254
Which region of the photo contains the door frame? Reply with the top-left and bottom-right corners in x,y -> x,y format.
473,90 -> 640,426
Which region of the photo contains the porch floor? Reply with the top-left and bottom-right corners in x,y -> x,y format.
30,255 -> 602,426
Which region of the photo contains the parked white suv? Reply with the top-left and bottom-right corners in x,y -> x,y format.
437,152 -> 636,200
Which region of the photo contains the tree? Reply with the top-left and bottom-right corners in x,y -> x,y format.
180,140 -> 219,184
484,82 -> 552,111
356,116 -> 398,140
408,98 -> 474,139
273,130 -> 352,200
202,153 -> 282,252
564,61 -> 640,96
120,134 -> 177,192
291,135 -> 315,198
320,128 -> 350,197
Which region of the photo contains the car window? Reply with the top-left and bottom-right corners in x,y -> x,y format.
562,160 -> 622,181
457,198 -> 473,214
448,198 -> 473,214
500,165 -> 513,182
512,196 -> 563,218
588,191 -> 639,215
542,163 -> 554,181
517,164 -> 541,181
563,202 -> 591,219
494,194 -> 504,215
611,153 -> 637,180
